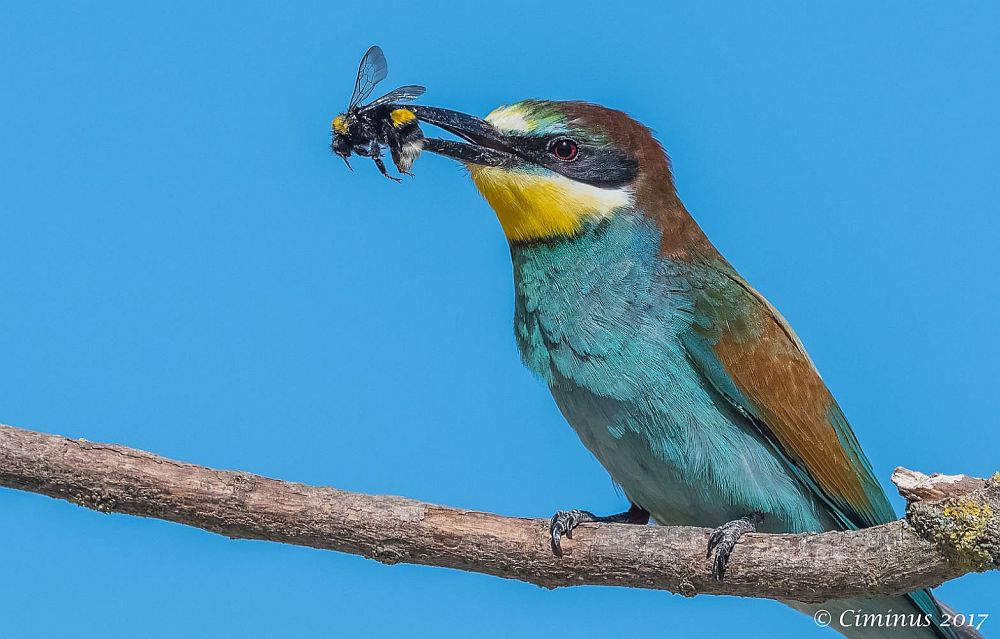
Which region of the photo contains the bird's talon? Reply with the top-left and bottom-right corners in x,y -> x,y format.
706,513 -> 761,581
706,529 -> 724,558
548,504 -> 650,557
548,509 -> 596,557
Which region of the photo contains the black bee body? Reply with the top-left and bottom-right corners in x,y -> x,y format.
332,103 -> 424,180
331,46 -> 426,181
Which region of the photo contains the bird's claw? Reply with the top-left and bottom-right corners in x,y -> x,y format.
706,513 -> 762,581
549,509 -> 597,557
549,504 -> 650,557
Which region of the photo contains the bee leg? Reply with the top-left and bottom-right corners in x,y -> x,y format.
369,140 -> 400,182
372,155 -> 400,182
391,150 -> 415,176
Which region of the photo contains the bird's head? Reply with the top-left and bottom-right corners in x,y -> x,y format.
414,100 -> 681,244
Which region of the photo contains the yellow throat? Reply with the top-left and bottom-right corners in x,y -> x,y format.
468,166 -> 633,243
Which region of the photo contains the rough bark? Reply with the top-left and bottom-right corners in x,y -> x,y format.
0,423 -> 997,603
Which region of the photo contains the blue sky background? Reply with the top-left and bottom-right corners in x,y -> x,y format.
1,2 -> 997,636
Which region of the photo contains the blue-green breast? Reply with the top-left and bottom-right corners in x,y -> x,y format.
510,212 -> 832,533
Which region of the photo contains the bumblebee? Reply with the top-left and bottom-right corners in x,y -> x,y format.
331,46 -> 426,181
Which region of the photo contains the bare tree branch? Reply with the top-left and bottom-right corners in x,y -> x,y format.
0,423 -> 997,603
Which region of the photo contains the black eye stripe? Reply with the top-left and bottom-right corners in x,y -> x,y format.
506,135 -> 638,188
507,136 -> 551,154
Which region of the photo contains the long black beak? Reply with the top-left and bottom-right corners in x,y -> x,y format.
404,105 -> 518,167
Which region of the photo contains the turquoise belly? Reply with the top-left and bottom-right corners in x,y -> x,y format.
549,372 -> 832,533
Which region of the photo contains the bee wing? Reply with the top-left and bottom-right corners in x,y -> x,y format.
367,85 -> 427,108
348,45 -> 388,110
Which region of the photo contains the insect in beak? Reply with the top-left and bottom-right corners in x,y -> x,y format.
330,45 -> 427,181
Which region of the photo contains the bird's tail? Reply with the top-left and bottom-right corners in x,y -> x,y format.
936,598 -> 988,639
790,591 -> 985,638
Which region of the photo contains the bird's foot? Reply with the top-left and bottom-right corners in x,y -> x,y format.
706,512 -> 763,581
549,503 -> 649,557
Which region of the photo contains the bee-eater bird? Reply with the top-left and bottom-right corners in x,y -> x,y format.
405,101 -> 980,639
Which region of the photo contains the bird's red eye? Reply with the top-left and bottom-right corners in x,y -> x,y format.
549,138 -> 579,161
